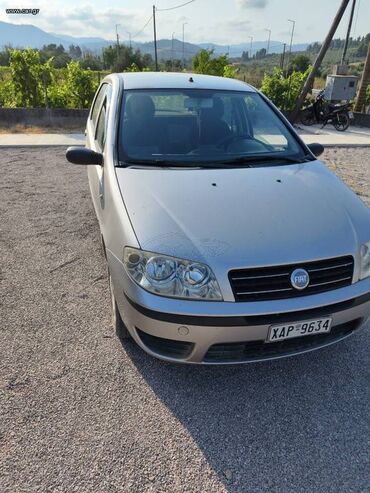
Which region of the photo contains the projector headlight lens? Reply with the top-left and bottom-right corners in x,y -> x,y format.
123,247 -> 222,300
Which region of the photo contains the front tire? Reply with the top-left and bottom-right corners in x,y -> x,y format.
109,274 -> 131,340
333,112 -> 350,131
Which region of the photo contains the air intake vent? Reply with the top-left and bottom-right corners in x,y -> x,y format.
136,328 -> 194,359
229,256 -> 354,302
204,319 -> 361,362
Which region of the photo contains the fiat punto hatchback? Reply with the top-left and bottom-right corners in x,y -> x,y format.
66,72 -> 370,364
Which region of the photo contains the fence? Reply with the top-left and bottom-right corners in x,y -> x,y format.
0,108 -> 89,129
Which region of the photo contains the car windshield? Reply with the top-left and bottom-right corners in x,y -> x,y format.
118,89 -> 307,166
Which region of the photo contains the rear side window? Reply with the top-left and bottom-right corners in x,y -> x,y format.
91,84 -> 107,125
95,102 -> 106,150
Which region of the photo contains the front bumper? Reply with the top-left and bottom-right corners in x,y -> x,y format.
108,252 -> 370,364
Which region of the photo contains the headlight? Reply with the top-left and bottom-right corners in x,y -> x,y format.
360,240 -> 370,280
123,247 -> 223,300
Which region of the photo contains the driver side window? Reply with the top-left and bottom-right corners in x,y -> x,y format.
94,85 -> 112,151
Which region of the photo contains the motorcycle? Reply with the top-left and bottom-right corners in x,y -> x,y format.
300,90 -> 354,131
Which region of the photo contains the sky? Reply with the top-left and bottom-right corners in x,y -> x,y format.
0,0 -> 368,46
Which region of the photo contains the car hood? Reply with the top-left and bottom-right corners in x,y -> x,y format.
116,161 -> 370,271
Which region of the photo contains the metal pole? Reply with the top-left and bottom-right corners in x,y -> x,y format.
182,22 -> 187,67
153,5 -> 158,71
127,32 -> 132,49
265,29 -> 271,54
115,24 -> 120,63
249,36 -> 253,58
341,0 -> 356,65
287,19 -> 295,68
171,32 -> 175,71
290,0 -> 351,122
280,43 -> 286,70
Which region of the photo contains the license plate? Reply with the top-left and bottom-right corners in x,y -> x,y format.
267,317 -> 332,343
349,111 -> 354,119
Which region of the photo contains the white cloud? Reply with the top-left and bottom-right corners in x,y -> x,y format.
236,0 -> 268,9
0,2 -> 153,41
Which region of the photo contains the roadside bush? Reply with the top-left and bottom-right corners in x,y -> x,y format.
47,82 -> 68,108
9,48 -> 48,107
63,61 -> 98,108
192,49 -> 235,78
223,64 -> 237,79
260,67 -> 311,111
0,80 -> 15,107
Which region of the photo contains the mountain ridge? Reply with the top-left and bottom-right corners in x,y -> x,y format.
0,20 -> 309,59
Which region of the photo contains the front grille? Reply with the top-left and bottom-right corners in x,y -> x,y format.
136,328 -> 194,359
229,256 -> 354,302
204,319 -> 362,363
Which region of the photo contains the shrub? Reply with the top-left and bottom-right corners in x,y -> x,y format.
260,67 -> 311,111
63,61 -> 98,108
192,49 -> 235,78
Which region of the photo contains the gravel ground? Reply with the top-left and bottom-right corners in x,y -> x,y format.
1,147 -> 369,493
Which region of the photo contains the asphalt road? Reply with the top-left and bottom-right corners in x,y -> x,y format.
1,147 -> 369,493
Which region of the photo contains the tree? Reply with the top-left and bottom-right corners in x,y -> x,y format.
64,61 -> 98,108
241,50 -> 249,62
255,48 -> 267,60
69,44 -> 82,59
9,48 -> 48,107
260,67 -> 311,111
307,42 -> 321,54
163,58 -> 183,71
80,53 -> 103,71
288,54 -> 311,74
192,49 -> 235,77
0,46 -> 11,66
39,44 -> 71,68
102,44 -> 151,72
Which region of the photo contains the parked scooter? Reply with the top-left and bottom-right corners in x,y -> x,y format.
300,90 -> 354,131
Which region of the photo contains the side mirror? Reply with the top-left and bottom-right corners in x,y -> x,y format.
66,146 -> 103,165
307,143 -> 324,158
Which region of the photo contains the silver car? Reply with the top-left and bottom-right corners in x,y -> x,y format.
66,72 -> 370,364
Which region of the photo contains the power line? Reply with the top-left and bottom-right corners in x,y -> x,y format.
132,15 -> 153,39
156,0 -> 195,12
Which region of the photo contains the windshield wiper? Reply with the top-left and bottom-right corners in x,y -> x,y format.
119,158 -> 197,168
119,159 -> 236,169
118,154 -> 313,169
218,154 -> 312,165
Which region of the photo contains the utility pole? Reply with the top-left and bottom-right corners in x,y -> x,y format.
153,5 -> 158,71
287,19 -> 295,68
354,43 -> 370,112
127,32 -> 132,49
265,28 -> 271,55
280,43 -> 286,70
171,32 -> 175,71
290,0 -> 351,122
341,0 -> 356,65
182,22 -> 188,67
115,24 -> 120,63
249,36 -> 253,58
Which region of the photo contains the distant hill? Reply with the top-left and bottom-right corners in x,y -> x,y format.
0,20 -> 308,59
199,41 -> 309,57
0,20 -> 63,48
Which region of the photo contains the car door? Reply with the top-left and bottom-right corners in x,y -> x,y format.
86,83 -> 112,224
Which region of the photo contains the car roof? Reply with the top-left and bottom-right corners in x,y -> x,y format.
110,72 -> 256,92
